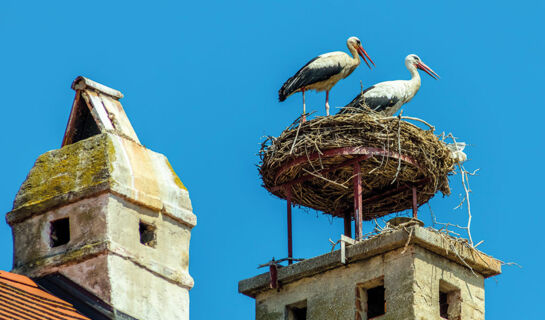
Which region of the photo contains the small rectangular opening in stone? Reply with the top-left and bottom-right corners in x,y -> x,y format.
367,285 -> 385,319
139,221 -> 157,248
439,291 -> 449,318
50,218 -> 70,247
286,300 -> 307,320
439,280 -> 461,320
356,277 -> 385,320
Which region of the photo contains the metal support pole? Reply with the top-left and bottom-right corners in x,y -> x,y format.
301,89 -> 306,123
269,264 -> 278,289
353,162 -> 363,240
344,210 -> 352,238
412,187 -> 418,219
286,187 -> 293,265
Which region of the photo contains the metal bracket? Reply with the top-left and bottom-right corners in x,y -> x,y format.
340,234 -> 357,264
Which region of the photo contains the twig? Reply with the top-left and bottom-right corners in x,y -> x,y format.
473,240 -> 484,248
501,261 -> 522,268
289,121 -> 302,154
301,168 -> 348,189
380,115 -> 435,131
329,238 -> 340,252
459,163 -> 473,246
445,133 -> 476,246
401,227 -> 413,254
443,234 -> 478,277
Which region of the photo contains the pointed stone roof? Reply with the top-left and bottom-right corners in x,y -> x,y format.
62,76 -> 140,146
7,77 -> 195,230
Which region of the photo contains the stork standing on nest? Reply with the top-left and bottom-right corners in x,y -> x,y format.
278,36 -> 374,120
339,54 -> 439,116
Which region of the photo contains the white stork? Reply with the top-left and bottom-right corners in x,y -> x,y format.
339,54 -> 439,116
278,36 -> 374,119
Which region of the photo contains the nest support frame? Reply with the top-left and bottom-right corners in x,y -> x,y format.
272,146 -> 423,263
259,113 -> 454,264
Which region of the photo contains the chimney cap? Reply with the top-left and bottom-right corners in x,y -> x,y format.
71,76 -> 124,100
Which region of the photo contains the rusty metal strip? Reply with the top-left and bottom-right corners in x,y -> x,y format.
271,154 -> 372,193
274,146 -> 419,182
61,91 -> 82,147
362,179 -> 428,206
412,187 -> 418,218
353,162 -> 363,240
286,187 -> 293,265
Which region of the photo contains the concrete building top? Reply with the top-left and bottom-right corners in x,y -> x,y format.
239,225 -> 501,298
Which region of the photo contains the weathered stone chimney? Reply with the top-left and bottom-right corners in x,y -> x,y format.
239,220 -> 501,320
6,77 -> 196,320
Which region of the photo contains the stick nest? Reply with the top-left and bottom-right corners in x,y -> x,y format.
259,112 -> 455,219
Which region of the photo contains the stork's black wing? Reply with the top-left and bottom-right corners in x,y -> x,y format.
365,96 -> 400,113
338,86 -> 400,114
338,86 -> 375,114
279,56 -> 343,101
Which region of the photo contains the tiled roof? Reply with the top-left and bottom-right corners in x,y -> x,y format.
0,271 -> 90,320
35,273 -> 138,320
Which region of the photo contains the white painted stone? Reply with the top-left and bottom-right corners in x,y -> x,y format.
108,254 -> 190,320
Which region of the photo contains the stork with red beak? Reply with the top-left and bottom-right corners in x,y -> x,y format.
339,54 -> 439,116
278,36 -> 374,120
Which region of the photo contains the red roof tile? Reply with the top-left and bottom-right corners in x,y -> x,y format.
0,271 -> 90,320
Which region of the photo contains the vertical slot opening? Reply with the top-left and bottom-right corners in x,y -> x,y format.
439,280 -> 461,320
139,221 -> 157,248
50,218 -> 70,247
286,300 -> 307,320
367,285 -> 385,319
356,277 -> 385,320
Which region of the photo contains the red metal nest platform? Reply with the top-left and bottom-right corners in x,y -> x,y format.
266,146 -> 433,244
259,113 -> 454,263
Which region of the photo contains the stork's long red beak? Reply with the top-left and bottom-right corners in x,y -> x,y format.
417,62 -> 440,80
357,46 -> 375,69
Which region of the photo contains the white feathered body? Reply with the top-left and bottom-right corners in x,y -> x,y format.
339,54 -> 437,116
360,78 -> 421,116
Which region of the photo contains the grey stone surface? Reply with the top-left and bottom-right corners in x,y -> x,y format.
240,226 -> 501,320
239,226 -> 500,298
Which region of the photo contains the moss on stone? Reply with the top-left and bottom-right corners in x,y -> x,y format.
165,159 -> 187,191
13,134 -> 115,211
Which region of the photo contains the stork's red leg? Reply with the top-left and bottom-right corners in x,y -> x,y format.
302,88 -> 306,122
325,90 -> 330,116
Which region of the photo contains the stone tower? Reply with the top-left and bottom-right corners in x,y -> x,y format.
240,100 -> 502,319
239,221 -> 501,320
6,77 -> 196,320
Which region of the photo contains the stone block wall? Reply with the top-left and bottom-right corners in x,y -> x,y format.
240,226 -> 500,320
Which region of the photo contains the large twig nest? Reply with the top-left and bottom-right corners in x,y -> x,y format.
259,112 -> 455,219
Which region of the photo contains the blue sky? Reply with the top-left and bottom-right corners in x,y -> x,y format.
0,0 -> 543,318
